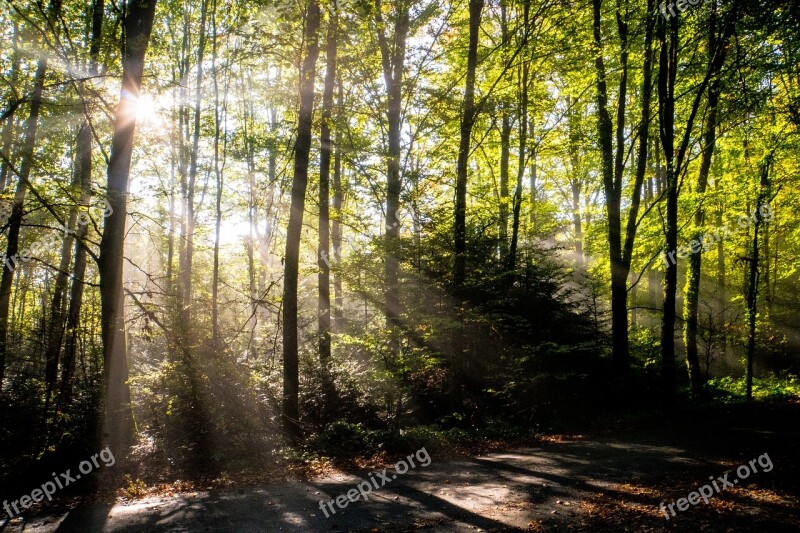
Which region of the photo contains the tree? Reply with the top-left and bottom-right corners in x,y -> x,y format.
453,0 -> 483,285
283,0 -> 321,438
375,0 -> 410,329
98,0 -> 158,458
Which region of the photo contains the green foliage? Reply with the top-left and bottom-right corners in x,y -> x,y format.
708,374 -> 800,402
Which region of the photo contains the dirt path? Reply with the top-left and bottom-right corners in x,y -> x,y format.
5,405 -> 800,532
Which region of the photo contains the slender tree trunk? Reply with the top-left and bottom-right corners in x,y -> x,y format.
0,21 -> 21,193
211,0 -> 222,345
507,1 -> 528,273
658,11 -> 679,396
44,210 -> 76,406
332,80 -> 344,331
282,0 -> 321,438
375,0 -> 409,332
60,0 -> 104,406
684,4 -> 727,393
592,0 -> 630,371
98,0 -> 157,458
498,1 -> 510,261
319,7 -> 338,366
566,97 -> 583,264
0,0 -> 60,389
182,0 -> 209,326
60,140 -> 89,405
745,154 -> 773,401
453,0 -> 483,285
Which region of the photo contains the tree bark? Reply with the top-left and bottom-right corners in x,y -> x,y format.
507,0 -> 528,273
181,0 -> 209,326
332,79 -> 344,331
98,0 -> 158,459
211,0 -> 223,345
745,154 -> 773,401
60,0 -> 104,407
684,3 -> 726,393
282,0 -> 321,438
375,0 -> 409,330
453,0 -> 483,285
498,1 -> 510,261
0,21 -> 21,193
0,0 -> 61,390
318,5 -> 337,366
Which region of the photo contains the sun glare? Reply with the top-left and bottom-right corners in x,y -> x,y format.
134,93 -> 165,126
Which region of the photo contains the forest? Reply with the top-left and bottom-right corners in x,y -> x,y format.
0,0 -> 799,531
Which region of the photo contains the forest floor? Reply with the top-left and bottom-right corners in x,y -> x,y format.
4,402 -> 800,532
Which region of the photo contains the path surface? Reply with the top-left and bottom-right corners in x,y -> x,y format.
5,405 -> 800,532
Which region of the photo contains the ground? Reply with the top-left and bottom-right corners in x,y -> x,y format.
3,403 -> 799,532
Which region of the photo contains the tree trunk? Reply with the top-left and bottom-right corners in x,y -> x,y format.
745,154 -> 773,401
498,1 -> 510,261
684,6 -> 724,393
592,0 -> 632,371
454,0 -> 483,285
282,0 -> 321,438
566,96 -> 583,264
60,0 -> 104,406
44,210 -> 76,407
318,6 -> 337,365
98,0 -> 157,459
658,11 -> 679,396
332,79 -> 344,331
0,0 -> 59,389
507,1 -> 528,273
211,0 -> 223,345
182,0 -> 209,326
375,0 -> 409,331
0,21 -> 21,193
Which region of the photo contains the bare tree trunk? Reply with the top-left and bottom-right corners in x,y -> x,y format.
98,0 -> 157,458
283,0 -> 320,438
454,0 -> 483,285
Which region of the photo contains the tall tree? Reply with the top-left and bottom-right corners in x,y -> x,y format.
683,2 -> 727,393
60,0 -> 105,407
181,0 -> 209,325
283,0 -> 321,437
591,0 -> 655,371
507,0 -> 529,272
98,0 -> 158,457
375,0 -> 410,329
453,0 -> 484,285
318,3 -> 338,366
0,0 -> 62,391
